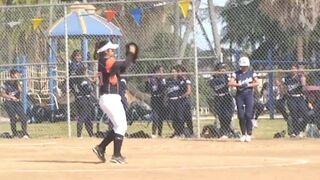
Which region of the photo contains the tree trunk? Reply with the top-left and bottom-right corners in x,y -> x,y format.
49,0 -> 54,27
127,83 -> 150,105
196,14 -> 214,52
4,0 -> 14,64
208,0 -> 221,61
116,4 -> 170,58
174,0 -> 180,57
297,34 -> 304,62
6,0 -> 13,5
178,0 -> 201,61
31,0 -> 44,63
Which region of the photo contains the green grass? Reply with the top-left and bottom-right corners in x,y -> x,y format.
250,119 -> 287,139
0,119 -> 287,139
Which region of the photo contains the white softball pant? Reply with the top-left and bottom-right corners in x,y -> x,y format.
99,94 -> 127,136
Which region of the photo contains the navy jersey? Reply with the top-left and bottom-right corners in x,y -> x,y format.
165,78 -> 182,98
1,80 -> 20,99
180,78 -> 192,95
69,61 -> 85,76
74,78 -> 93,97
119,78 -> 127,97
69,61 -> 85,93
145,77 -> 166,96
232,70 -> 257,93
208,74 -> 229,94
283,74 -> 303,95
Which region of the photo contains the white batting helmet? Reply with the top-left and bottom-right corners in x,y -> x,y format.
239,57 -> 250,67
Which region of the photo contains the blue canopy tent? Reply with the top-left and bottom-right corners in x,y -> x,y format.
47,4 -> 122,110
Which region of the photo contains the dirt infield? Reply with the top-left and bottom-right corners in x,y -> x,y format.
0,138 -> 319,180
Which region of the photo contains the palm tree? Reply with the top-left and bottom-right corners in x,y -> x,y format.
260,0 -> 320,61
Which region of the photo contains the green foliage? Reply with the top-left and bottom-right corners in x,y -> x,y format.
0,119 -> 287,139
221,0 -> 296,60
198,76 -> 210,107
222,0 -> 320,62
130,31 -> 192,92
221,0 -> 287,46
143,32 -> 181,58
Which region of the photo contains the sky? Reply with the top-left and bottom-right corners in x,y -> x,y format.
214,0 -> 227,6
195,0 -> 228,50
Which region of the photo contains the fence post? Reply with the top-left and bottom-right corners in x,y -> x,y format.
49,38 -> 57,111
64,5 -> 71,138
268,49 -> 275,119
235,50 -> 241,69
174,0 -> 180,56
192,0 -> 200,138
82,37 -> 88,62
21,56 -> 28,114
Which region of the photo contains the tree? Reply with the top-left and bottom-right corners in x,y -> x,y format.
207,0 -> 221,60
221,0 -> 304,63
222,0 -> 285,49
0,0 -> 55,64
179,0 -> 201,61
260,0 -> 320,61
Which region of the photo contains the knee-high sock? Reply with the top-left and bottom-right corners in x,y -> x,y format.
84,121 -> 93,137
77,122 -> 83,137
113,133 -> 124,157
99,130 -> 115,152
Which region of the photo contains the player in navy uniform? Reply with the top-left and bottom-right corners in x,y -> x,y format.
208,63 -> 234,138
282,64 -> 309,137
166,66 -> 184,138
229,57 -> 259,142
74,66 -> 95,138
1,69 -> 29,138
252,81 -> 289,128
178,65 -> 193,137
145,65 -> 166,138
68,51 -> 93,138
92,41 -> 138,164
69,50 -> 85,93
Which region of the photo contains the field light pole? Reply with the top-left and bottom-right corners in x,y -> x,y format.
192,0 -> 200,138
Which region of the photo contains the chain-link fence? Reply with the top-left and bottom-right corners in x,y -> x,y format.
0,0 -> 319,140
